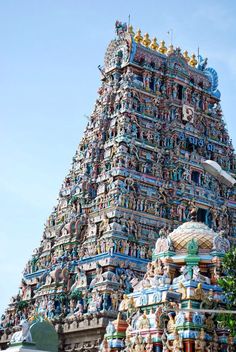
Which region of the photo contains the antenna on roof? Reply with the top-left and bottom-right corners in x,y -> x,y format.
197,46 -> 200,62
167,29 -> 174,45
128,14 -> 131,27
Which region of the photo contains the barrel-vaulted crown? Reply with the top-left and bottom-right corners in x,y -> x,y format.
154,221 -> 230,256
103,21 -> 221,99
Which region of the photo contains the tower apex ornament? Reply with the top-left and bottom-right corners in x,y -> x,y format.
115,20 -> 127,38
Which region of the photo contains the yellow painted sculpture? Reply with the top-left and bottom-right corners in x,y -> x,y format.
158,40 -> 167,54
189,53 -> 198,67
149,37 -> 159,51
183,50 -> 190,61
194,283 -> 205,300
142,33 -> 151,47
128,25 -> 134,36
134,29 -> 143,43
167,44 -> 174,55
177,282 -> 187,299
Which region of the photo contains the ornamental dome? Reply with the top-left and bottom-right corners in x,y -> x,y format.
169,221 -> 216,253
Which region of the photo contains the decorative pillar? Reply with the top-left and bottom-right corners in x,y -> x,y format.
154,343 -> 162,352
183,339 -> 194,352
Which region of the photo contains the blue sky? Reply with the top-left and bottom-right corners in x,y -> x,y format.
0,0 -> 236,315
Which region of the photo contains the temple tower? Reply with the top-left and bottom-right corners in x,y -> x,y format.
1,21 -> 236,351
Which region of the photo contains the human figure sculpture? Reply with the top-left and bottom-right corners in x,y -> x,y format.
70,267 -> 87,291
153,259 -> 163,276
163,329 -> 183,352
74,299 -> 84,317
89,264 -> 103,287
147,308 -> 157,328
127,214 -> 138,239
136,310 -> 150,330
209,330 -> 218,352
127,297 -> 136,318
161,329 -> 169,352
227,334 -> 234,352
99,213 -> 110,237
111,292 -> 120,311
47,299 -> 55,319
134,334 -> 145,352
188,201 -> 198,221
205,314 -> 215,331
10,320 -> 32,344
177,282 -> 187,299
172,330 -> 183,352
194,283 -> 205,301
119,294 -> 129,311
167,313 -> 176,333
195,328 -> 206,351
145,334 -> 153,352
87,291 -> 102,313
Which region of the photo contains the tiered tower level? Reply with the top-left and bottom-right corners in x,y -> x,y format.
1,22 -> 236,351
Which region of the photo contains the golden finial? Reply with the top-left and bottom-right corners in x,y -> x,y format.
167,44 -> 174,55
150,37 -> 159,51
142,33 -> 151,47
128,25 -> 134,36
183,50 -> 190,61
134,29 -> 143,43
189,53 -> 198,67
158,40 -> 167,54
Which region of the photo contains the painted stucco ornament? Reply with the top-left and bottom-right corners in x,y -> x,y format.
187,238 -> 198,255
212,231 -> 230,253
10,320 -> 32,344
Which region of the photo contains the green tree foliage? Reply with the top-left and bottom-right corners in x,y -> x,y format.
218,247 -> 236,335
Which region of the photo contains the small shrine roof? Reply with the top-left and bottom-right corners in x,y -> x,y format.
169,221 -> 216,253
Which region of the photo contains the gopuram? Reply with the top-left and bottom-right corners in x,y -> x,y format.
1,21 -> 236,352
101,214 -> 234,351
